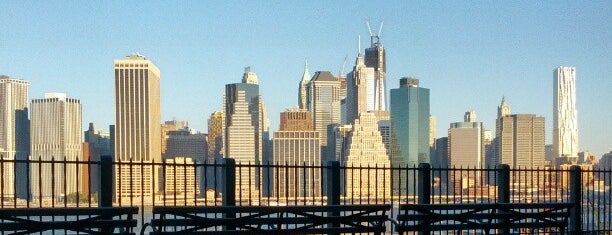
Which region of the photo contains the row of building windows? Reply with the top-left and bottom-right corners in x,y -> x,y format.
114,64 -> 149,68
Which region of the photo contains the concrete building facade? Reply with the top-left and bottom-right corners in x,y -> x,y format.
114,53 -> 161,204
0,76 -> 30,199
30,93 -> 82,201
272,109 -> 321,199
344,112 -> 390,199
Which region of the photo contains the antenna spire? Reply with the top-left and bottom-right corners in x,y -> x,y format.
358,35 -> 361,53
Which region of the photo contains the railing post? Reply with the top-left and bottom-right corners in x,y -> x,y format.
497,164 -> 510,203
327,161 -> 341,235
222,158 -> 236,206
222,158 -> 236,231
496,164 -> 510,235
418,163 -> 431,205
569,165 -> 582,233
418,163 -> 431,235
327,161 -> 341,206
99,155 -> 113,207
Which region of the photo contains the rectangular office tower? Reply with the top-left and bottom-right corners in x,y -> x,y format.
307,71 -> 341,147
30,93 -> 82,202
0,76 -> 30,200
272,109 -> 321,200
553,67 -> 578,161
448,111 -> 484,191
390,78 -> 430,195
114,53 -> 161,204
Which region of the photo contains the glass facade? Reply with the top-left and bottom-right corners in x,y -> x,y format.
390,80 -> 430,195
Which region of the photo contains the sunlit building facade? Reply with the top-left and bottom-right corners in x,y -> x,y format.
114,53 -> 161,204
0,76 -> 30,199
30,93 -> 82,201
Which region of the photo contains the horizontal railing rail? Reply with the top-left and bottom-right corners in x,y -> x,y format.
0,155 -> 611,233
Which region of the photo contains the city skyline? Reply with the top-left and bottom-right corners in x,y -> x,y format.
0,2 -> 610,156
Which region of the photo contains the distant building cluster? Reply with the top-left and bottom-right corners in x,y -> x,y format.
0,21 -> 607,204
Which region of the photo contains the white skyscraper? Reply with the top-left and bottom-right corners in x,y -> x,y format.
553,66 -> 578,159
0,76 -> 30,199
30,93 -> 82,202
226,90 -> 258,199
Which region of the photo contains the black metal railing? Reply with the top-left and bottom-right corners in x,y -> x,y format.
1,155 -> 611,233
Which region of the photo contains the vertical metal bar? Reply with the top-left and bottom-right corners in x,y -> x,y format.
76,157 -> 80,207
64,156 -> 67,207
51,156 -> 56,208
222,158 -> 235,231
327,161 -> 340,235
99,155 -> 113,207
418,163 -> 431,205
497,164 -> 510,235
569,165 -> 582,233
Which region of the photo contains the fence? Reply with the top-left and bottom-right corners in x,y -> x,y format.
1,155 -> 611,233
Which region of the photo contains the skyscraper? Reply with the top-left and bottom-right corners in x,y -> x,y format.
225,90 -> 258,199
207,111 -> 224,163
448,111 -> 484,190
114,53 -> 161,204
0,76 -> 30,200
390,77 -> 430,195
390,78 -> 430,166
346,37 -> 375,125
225,67 -> 264,168
307,71 -> 341,147
494,97 -> 545,187
344,112 -> 390,199
364,21 -> 387,111
272,109 -> 321,199
298,61 -> 311,110
553,66 -> 578,160
494,98 -> 546,170
224,67 -> 267,198
30,93 -> 82,201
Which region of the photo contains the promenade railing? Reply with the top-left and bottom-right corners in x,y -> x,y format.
0,155 -> 610,233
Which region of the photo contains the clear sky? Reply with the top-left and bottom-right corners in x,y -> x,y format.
1,1 -> 610,157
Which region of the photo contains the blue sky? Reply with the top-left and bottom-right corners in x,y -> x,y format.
1,1 -> 610,156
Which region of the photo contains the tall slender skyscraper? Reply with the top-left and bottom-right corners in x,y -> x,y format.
365,21 -> 387,111
225,67 -> 264,167
114,53 -> 161,204
224,67 -> 267,199
298,61 -> 311,110
225,90 -> 258,199
553,66 -> 578,160
0,76 -> 30,199
346,36 -> 375,125
390,77 -> 430,195
30,93 -> 82,201
307,71 -> 341,147
390,78 -> 430,166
